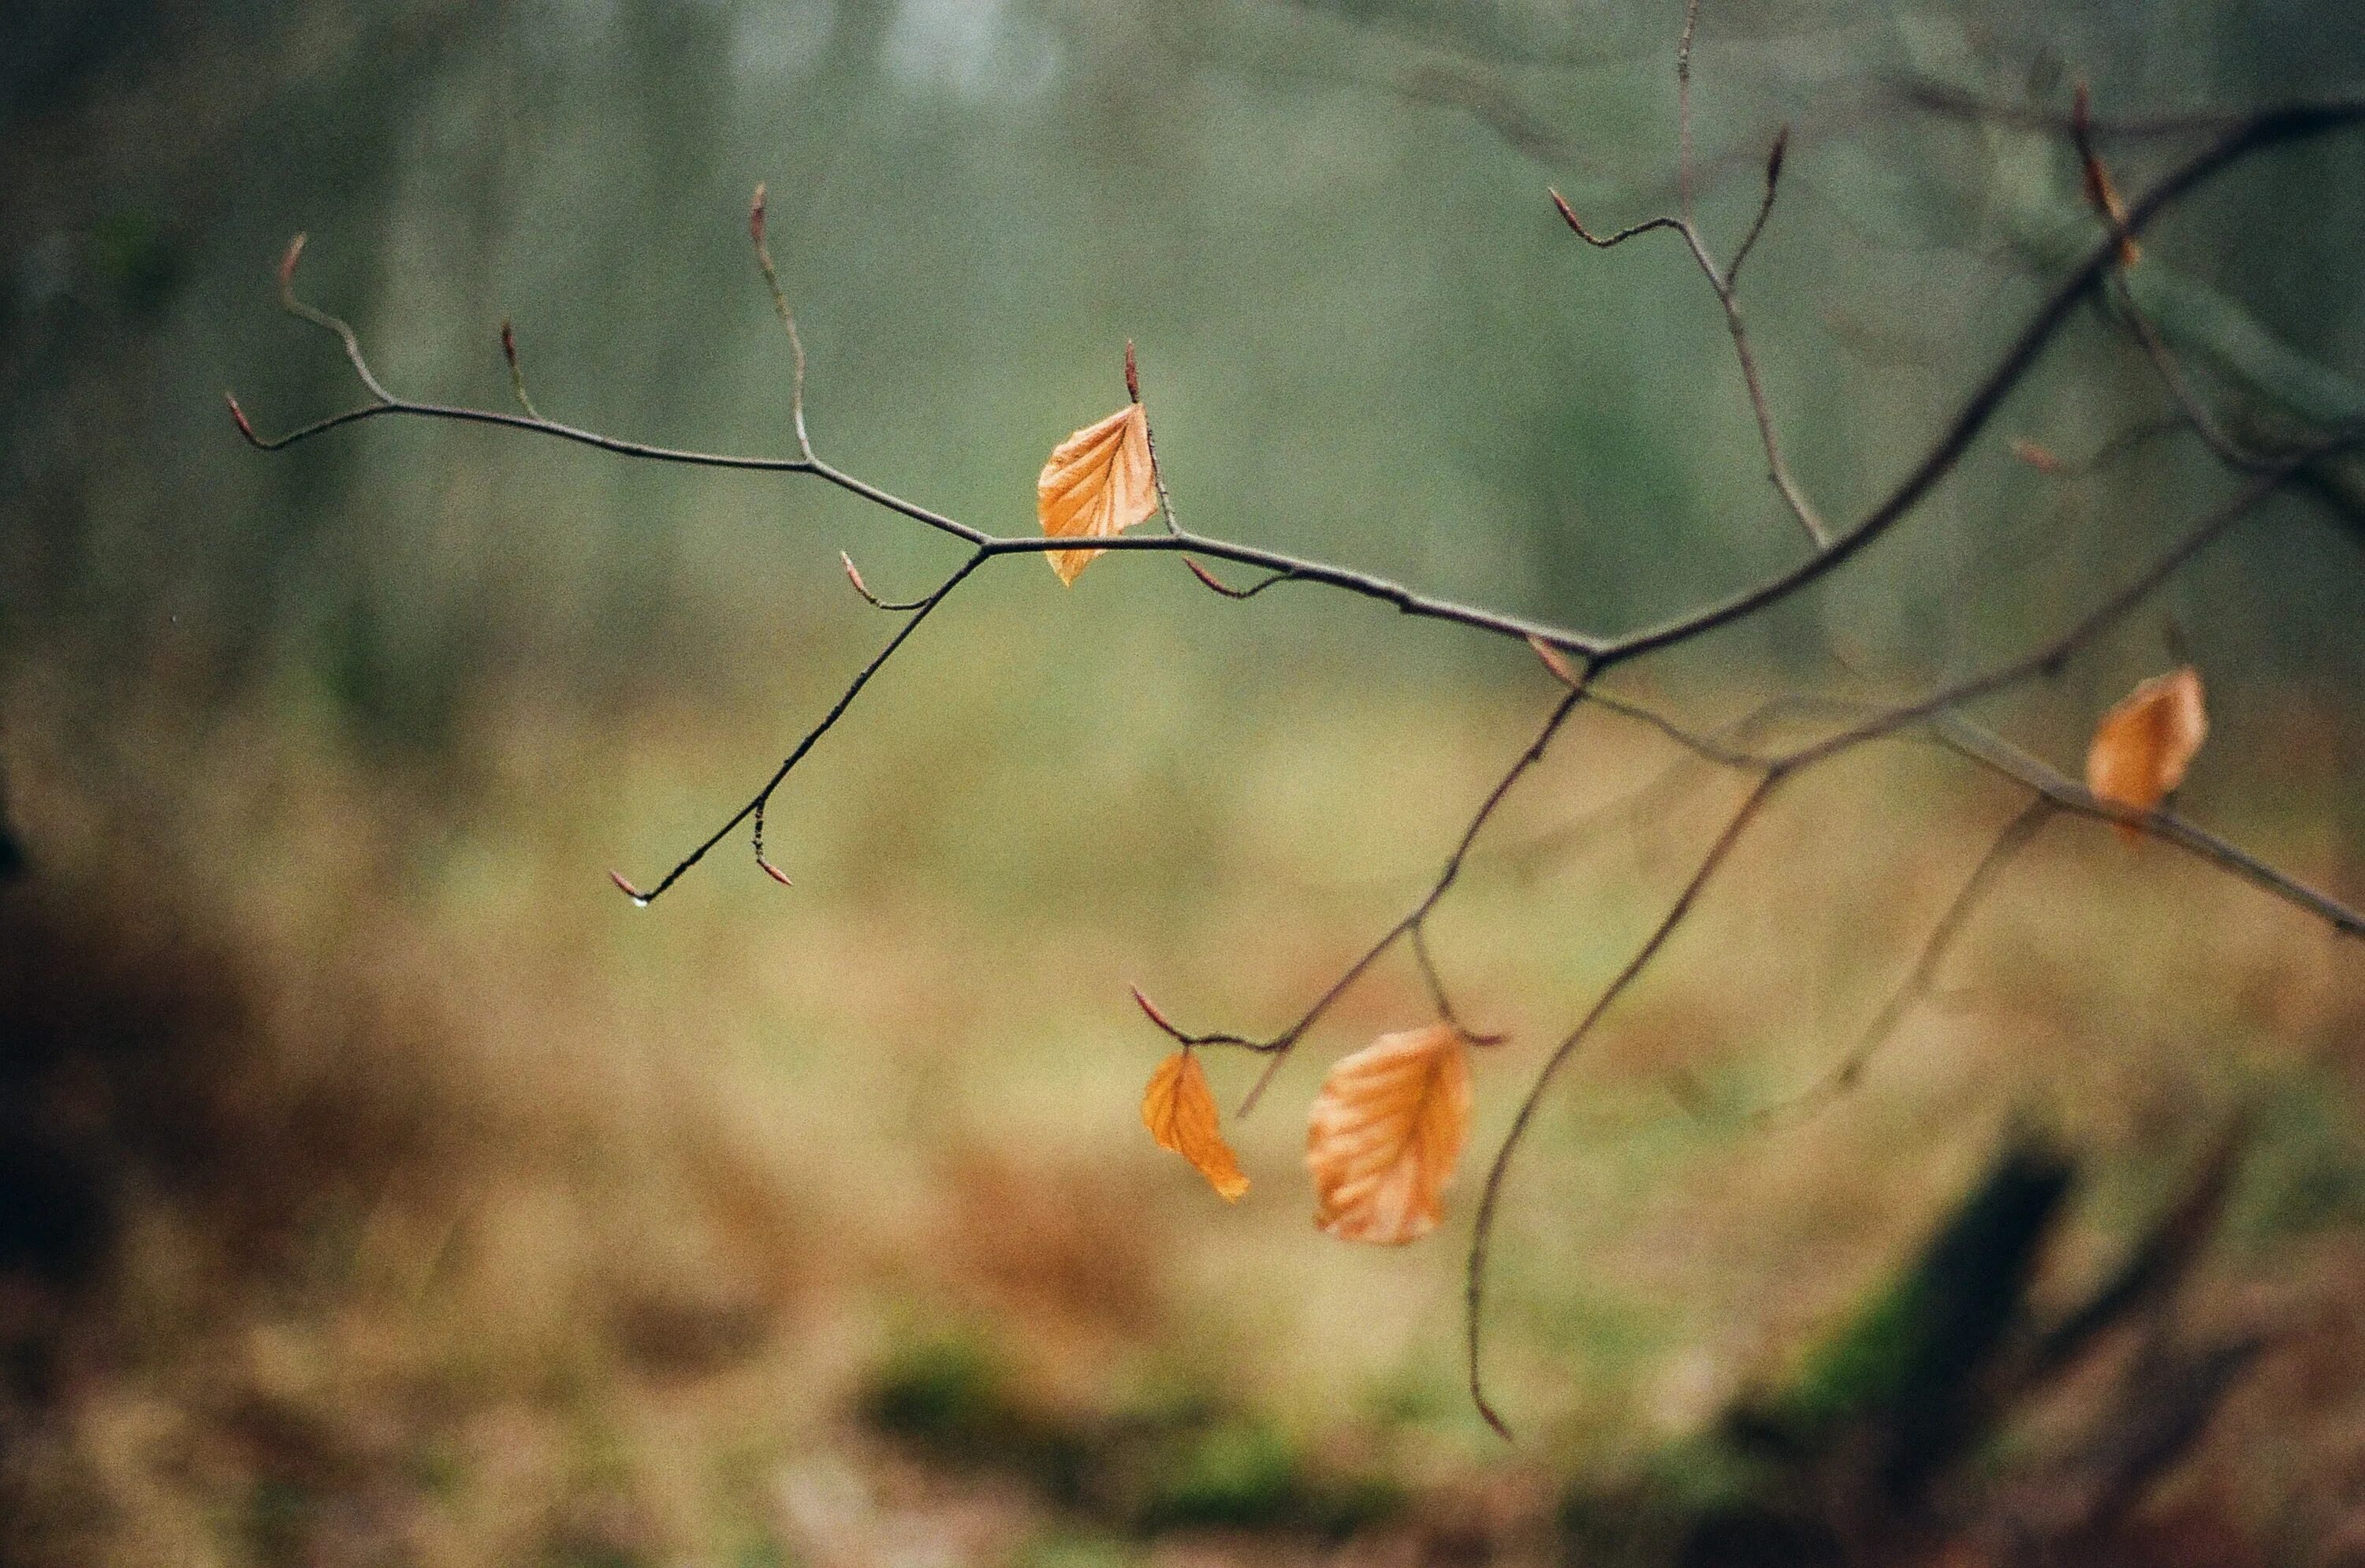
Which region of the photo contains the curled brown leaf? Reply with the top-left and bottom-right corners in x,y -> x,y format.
2086,665 -> 2207,842
1142,1050 -> 1250,1202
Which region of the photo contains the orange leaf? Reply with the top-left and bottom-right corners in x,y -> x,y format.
1037,403 -> 1157,586
1305,1024 -> 1472,1246
2085,665 -> 2207,843
1142,1050 -> 1250,1201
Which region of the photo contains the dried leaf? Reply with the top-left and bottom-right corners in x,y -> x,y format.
1037,403 -> 1157,586
2086,665 -> 2207,842
1305,1024 -> 1472,1246
1142,1050 -> 1249,1201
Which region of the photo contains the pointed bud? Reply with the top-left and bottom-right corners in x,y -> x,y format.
1124,340 -> 1141,403
1130,985 -> 1182,1037
1525,633 -> 1583,687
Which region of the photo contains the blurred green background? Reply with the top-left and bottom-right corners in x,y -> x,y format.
5,2 -> 2365,1565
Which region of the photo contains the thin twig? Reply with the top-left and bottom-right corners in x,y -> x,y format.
1547,191 -> 1687,250
1676,0 -> 1703,227
1737,797 -> 2053,1130
839,550 -> 933,612
1726,126 -> 1789,287
500,319 -> 543,421
611,551 -> 986,903
750,183 -> 814,462
1410,922 -> 1505,1044
1234,677 -> 1591,1113
1467,769 -> 1779,1438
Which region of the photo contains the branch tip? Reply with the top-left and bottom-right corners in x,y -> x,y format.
608,870 -> 653,907
1185,557 -> 1242,597
1130,985 -> 1184,1040
501,318 -> 519,370
1765,125 -> 1790,188
1548,188 -> 1585,235
756,853 -> 794,888
224,392 -> 259,444
750,182 -> 768,250
277,232 -> 307,296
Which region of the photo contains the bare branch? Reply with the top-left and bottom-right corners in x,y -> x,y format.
1468,769 -> 1779,1438
1233,677 -> 1590,1113
750,182 -> 814,462
611,550 -> 987,905
1740,797 -> 2054,1130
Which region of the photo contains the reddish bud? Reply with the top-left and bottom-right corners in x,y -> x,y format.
1185,557 -> 1240,598
2010,437 -> 2064,475
750,183 -> 769,251
225,392 -> 259,444
1548,188 -> 1586,236
1124,340 -> 1141,404
1765,125 -> 1790,189
501,318 -> 520,370
756,853 -> 794,888
1130,985 -> 1181,1036
277,233 -> 307,294
1526,633 -> 1583,687
608,870 -> 650,904
840,549 -> 881,605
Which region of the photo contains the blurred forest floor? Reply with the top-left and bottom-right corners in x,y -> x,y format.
4,657 -> 2364,1568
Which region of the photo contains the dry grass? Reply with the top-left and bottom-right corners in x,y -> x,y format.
2,652 -> 2362,1566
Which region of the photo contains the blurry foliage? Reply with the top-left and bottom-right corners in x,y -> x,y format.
861,1327 -> 1402,1537
4,2 -> 2365,1566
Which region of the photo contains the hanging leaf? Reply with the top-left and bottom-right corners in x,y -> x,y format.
1037,403 -> 1157,586
1305,1024 -> 1472,1246
1142,1050 -> 1250,1201
2085,665 -> 2207,843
